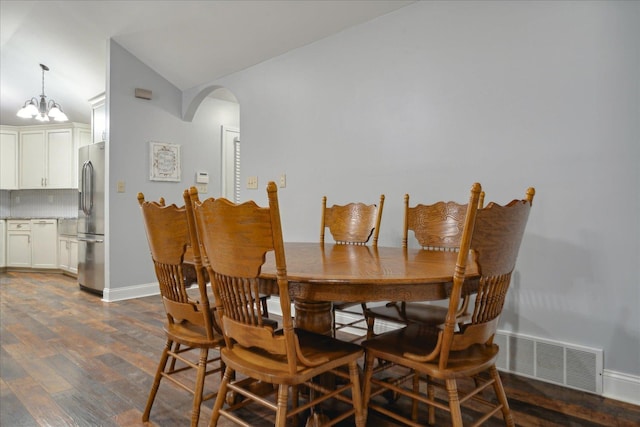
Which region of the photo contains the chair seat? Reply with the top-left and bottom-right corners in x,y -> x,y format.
362,323 -> 499,379
220,328 -> 363,385
164,322 -> 225,348
365,302 -> 449,326
164,303 -> 277,347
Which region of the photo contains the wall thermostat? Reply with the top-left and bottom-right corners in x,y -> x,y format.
196,171 -> 209,184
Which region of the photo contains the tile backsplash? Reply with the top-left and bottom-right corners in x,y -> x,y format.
1,189 -> 78,218
0,191 -> 9,217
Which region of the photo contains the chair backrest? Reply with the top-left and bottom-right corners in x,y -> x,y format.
320,195 -> 385,246
137,193 -> 217,341
403,192 -> 485,249
189,182 -> 320,374
402,184 -> 534,369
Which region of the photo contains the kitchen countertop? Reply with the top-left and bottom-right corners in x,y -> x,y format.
3,217 -> 78,220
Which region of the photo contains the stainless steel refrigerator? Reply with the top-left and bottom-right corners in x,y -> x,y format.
77,141 -> 105,295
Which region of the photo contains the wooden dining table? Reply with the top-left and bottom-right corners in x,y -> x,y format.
259,242 -> 479,335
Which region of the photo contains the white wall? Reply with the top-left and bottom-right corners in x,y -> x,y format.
109,1 -> 639,379
188,1 -> 639,376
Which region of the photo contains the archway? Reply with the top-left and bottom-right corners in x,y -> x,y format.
185,85 -> 240,201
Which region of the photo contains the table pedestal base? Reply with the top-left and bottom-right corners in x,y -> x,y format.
294,300 -> 332,335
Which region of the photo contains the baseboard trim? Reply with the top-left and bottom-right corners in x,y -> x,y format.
102,282 -> 159,302
603,370 -> 640,405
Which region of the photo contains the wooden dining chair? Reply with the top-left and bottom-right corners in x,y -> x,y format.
321,194 -> 385,340
361,183 -> 534,427
363,192 -> 483,339
188,182 -> 365,427
137,192 -> 225,427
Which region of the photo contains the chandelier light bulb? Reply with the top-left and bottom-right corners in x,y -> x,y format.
17,64 -> 68,122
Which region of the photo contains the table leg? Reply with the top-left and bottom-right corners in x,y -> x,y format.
294,299 -> 332,335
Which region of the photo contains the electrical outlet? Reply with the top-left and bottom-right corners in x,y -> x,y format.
195,184 -> 208,193
279,173 -> 286,188
247,176 -> 258,189
117,181 -> 126,193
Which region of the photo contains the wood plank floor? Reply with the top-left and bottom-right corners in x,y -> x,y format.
1,271 -> 639,426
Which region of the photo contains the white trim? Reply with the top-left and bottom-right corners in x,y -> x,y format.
603,370 -> 640,405
102,282 -> 159,302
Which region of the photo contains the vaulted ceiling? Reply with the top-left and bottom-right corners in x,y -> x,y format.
1,0 -> 413,126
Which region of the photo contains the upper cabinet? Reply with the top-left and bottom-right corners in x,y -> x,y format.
89,93 -> 106,143
0,127 -> 19,189
1,123 -> 89,190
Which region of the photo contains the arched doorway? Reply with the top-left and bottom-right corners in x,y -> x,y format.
185,85 -> 240,201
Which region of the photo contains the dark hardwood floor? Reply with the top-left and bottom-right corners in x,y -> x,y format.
1,271 -> 639,426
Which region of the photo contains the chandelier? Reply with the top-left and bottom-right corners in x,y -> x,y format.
17,64 -> 68,122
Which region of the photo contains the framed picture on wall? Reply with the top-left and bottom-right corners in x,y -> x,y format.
149,141 -> 181,182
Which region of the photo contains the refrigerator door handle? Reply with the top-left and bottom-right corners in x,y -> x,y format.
80,161 -> 87,214
82,160 -> 94,216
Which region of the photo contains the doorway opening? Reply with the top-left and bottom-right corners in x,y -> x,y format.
221,125 -> 240,202
185,85 -> 240,201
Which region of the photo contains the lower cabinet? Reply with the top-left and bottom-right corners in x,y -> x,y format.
7,220 -> 31,267
7,219 -> 58,269
0,220 -> 5,268
31,219 -> 58,269
58,236 -> 78,275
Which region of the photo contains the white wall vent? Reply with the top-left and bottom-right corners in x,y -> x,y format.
496,330 -> 603,394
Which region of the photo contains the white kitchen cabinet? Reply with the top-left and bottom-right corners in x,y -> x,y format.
20,128 -> 74,188
7,220 -> 31,267
69,238 -> 78,274
31,219 -> 58,269
18,123 -> 90,189
46,129 -> 75,188
0,220 -> 5,268
0,126 -> 19,190
89,93 -> 106,143
58,236 -> 78,274
19,129 -> 47,188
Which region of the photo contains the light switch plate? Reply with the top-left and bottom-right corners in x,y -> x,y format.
247,176 -> 258,189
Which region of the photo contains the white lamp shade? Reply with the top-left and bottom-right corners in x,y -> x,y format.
17,102 -> 38,118
48,105 -> 61,118
52,110 -> 68,122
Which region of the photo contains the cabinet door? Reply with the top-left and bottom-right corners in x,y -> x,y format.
46,129 -> 74,188
69,238 -> 78,274
69,241 -> 78,274
0,220 -> 5,268
91,98 -> 106,143
0,130 -> 19,189
31,220 -> 58,269
7,232 -> 31,267
19,130 -> 46,188
58,237 -> 70,271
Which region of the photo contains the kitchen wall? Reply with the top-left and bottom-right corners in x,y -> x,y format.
107,0 -> 639,394
3,189 -> 77,218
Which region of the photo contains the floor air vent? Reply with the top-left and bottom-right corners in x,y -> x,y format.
496,331 -> 603,394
